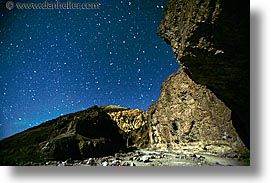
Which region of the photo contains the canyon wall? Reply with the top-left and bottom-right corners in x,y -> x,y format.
148,0 -> 249,156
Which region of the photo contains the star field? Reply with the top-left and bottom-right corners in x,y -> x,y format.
0,0 -> 179,139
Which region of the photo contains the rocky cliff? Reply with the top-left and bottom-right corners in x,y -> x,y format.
149,68 -> 248,156
0,105 -> 148,165
148,0 -> 249,156
101,105 -> 149,148
103,105 -> 147,133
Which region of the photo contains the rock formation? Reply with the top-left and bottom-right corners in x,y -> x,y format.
101,105 -> 149,148
102,105 -> 147,133
149,68 -> 248,155
0,105 -> 148,165
148,0 -> 249,156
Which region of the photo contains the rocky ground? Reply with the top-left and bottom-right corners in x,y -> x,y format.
28,149 -> 249,166
0,105 -> 249,166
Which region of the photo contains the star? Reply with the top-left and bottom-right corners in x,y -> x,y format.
0,0 -> 178,139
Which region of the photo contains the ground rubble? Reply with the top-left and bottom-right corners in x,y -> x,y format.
27,149 -> 249,166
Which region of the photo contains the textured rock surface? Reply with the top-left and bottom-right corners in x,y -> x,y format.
157,0 -> 250,147
149,68 -> 248,156
0,105 -> 149,165
104,106 -> 147,132
101,105 -> 149,148
0,106 -> 127,165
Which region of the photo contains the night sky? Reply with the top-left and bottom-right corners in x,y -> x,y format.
0,0 -> 179,139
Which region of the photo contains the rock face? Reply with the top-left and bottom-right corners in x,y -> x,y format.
149,68 -> 248,155
101,105 -> 149,148
102,106 -> 147,133
149,0 -> 249,155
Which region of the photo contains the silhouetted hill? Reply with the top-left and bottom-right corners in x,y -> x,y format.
0,105 -> 148,165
